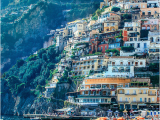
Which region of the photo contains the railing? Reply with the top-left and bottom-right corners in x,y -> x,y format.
131,101 -> 144,103
148,93 -> 156,96
118,101 -> 129,103
118,93 -> 124,94
108,64 -> 133,66
139,93 -> 147,94
125,93 -> 137,95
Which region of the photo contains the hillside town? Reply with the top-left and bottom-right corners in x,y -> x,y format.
39,0 -> 160,119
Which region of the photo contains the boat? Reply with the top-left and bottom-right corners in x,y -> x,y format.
30,117 -> 41,120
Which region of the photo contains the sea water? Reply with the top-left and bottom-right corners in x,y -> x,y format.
1,115 -> 30,120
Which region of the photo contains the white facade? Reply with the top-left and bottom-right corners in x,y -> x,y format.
124,40 -> 150,53
148,31 -> 160,44
120,50 -> 144,56
104,57 -> 146,78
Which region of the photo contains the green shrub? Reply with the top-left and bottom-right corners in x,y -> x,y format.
121,46 -> 134,52
111,7 -> 120,12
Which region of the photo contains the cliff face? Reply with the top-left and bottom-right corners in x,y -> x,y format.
1,82 -> 75,116
2,1 -> 65,73
1,1 -> 100,73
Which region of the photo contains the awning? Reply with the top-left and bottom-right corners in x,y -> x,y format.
139,104 -> 146,106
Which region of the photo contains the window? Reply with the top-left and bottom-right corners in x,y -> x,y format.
125,98 -> 128,101
135,16 -> 137,20
135,62 -> 138,66
143,90 -> 146,94
144,43 -> 147,48
79,32 -> 81,35
127,90 -> 129,94
128,62 -> 130,65
140,62 -> 143,65
137,43 -> 140,48
120,90 -> 123,93
91,91 -> 94,95
120,97 -> 122,101
96,99 -> 99,103
101,46 -> 103,50
120,62 -> 123,65
144,98 -> 147,102
98,47 -> 100,50
148,98 -> 151,102
133,90 -> 136,94
152,98 -> 154,101
142,11 -> 145,15
155,27 -> 157,30
140,98 -> 142,102
96,91 -> 100,95
134,38 -> 137,41
148,11 -> 151,15
130,38 -> 133,41
133,98 -> 136,102
105,46 -> 107,50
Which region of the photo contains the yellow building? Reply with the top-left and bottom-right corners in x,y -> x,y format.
104,21 -> 119,33
74,30 -> 86,37
72,57 -> 109,76
63,28 -> 69,38
117,87 -> 157,109
75,78 -> 130,106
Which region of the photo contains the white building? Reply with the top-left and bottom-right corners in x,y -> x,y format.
148,31 -> 160,44
124,40 -> 150,53
104,56 -> 146,78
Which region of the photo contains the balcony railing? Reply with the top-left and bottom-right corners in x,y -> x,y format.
148,93 -> 156,96
118,101 -> 129,103
131,101 -> 144,103
118,93 -> 124,94
125,93 -> 137,95
139,93 -> 147,94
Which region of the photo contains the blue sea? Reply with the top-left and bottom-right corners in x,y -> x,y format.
1,116 -> 30,120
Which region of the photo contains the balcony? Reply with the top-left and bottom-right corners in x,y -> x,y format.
148,93 -> 156,96
108,64 -> 133,66
131,101 -> 144,103
125,93 -> 137,95
118,93 -> 124,94
139,92 -> 147,94
118,101 -> 129,103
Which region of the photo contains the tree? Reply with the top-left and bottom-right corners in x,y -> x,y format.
6,76 -> 22,94
16,59 -> 25,68
123,14 -> 131,20
111,7 -> 120,12
42,53 -> 48,61
38,48 -> 46,58
36,85 -> 45,93
96,9 -> 101,16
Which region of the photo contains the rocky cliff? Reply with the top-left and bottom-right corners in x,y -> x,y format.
2,81 -> 76,116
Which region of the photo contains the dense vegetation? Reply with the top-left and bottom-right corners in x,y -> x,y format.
2,45 -> 61,97
2,1 -> 100,73
105,49 -> 120,56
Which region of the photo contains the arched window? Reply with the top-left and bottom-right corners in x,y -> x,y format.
155,26 -> 157,30
150,37 -> 154,42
